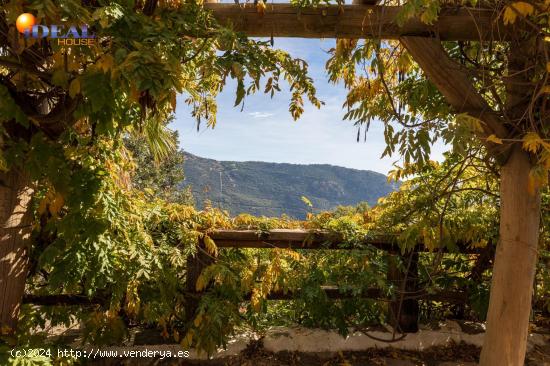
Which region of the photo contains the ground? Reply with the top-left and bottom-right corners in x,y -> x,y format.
88,341 -> 550,365
79,322 -> 550,365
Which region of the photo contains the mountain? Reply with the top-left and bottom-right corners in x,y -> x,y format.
182,153 -> 398,218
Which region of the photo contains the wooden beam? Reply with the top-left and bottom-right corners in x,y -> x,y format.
185,237 -> 216,322
400,36 -> 510,162
265,286 -> 468,304
210,229 -> 479,253
23,288 -> 468,305
210,229 -> 399,250
206,4 -> 511,41
387,252 -> 419,333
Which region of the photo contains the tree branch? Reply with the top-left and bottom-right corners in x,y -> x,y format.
0,59 -> 52,82
400,36 -> 511,164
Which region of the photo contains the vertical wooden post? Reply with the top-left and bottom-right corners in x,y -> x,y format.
0,169 -> 33,333
387,251 -> 419,333
185,237 -> 214,323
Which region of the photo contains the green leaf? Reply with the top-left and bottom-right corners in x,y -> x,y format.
234,80 -> 245,107
69,78 -> 80,98
52,68 -> 69,87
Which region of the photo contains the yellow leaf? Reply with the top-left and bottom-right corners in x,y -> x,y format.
170,91 -> 177,111
69,78 -> 80,98
457,113 -> 485,133
547,62 -> 550,73
541,85 -> 550,94
283,249 -> 301,261
472,239 -> 488,248
544,153 -> 550,169
251,288 -> 262,312
38,189 -> 64,217
193,313 -> 202,327
486,134 -> 503,144
301,196 -> 313,208
195,272 -> 207,291
503,2 -> 534,24
512,1 -> 535,17
397,52 -> 412,73
528,165 -> 548,194
97,54 -> 114,73
181,330 -> 194,348
523,132 -> 542,153
256,0 -> 266,16
203,235 -> 218,256
503,7 -> 517,24
129,84 -> 140,103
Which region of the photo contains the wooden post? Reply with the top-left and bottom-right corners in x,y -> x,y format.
387,251 -> 419,333
185,237 -> 215,323
0,169 -> 33,333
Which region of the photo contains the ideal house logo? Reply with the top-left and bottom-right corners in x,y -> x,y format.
16,13 -> 95,46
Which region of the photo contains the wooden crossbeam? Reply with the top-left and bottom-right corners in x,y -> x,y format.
209,229 -> 479,253
265,286 -> 468,304
206,3 -> 510,41
210,229 -> 398,250
22,287 -> 467,305
400,36 -> 510,163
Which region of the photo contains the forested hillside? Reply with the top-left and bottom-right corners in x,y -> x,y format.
182,153 -> 398,217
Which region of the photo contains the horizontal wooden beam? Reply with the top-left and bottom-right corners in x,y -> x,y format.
211,229 -> 399,250
23,287 -> 467,305
266,286 -> 467,304
206,4 -> 511,41
210,229 -> 479,253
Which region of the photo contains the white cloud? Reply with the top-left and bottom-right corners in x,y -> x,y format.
248,111 -> 275,119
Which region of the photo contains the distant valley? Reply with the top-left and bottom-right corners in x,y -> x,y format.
182,153 -> 398,218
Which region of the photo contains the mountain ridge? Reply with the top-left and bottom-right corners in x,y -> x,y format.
182,152 -> 398,218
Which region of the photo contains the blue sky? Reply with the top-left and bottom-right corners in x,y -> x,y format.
171,38 -> 446,175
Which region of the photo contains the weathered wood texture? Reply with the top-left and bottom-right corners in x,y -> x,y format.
400,37 -> 507,136
211,229 -> 398,250
480,146 -> 540,365
0,169 -> 33,333
185,237 -> 216,322
206,4 -> 511,41
22,228 -> 479,336
210,229 -> 478,253
387,252 -> 419,333
22,287 -> 467,305
265,286 -> 467,303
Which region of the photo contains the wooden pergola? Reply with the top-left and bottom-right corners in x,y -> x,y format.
0,2 -> 538,365
205,1 -> 510,159
189,7 -> 534,365
206,3 -> 510,41
183,229 -> 484,332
